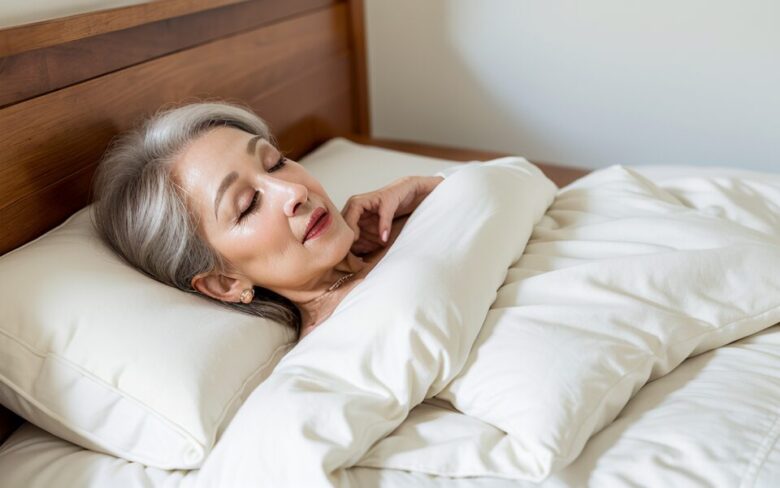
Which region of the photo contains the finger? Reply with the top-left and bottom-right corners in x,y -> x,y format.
342,200 -> 371,242
355,232 -> 382,248
357,221 -> 380,239
377,197 -> 401,243
341,200 -> 363,230
355,229 -> 383,248
358,212 -> 380,226
356,210 -> 381,239
356,236 -> 382,252
351,240 -> 378,256
344,196 -> 381,226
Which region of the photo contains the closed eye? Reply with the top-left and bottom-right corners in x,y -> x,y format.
236,156 -> 286,224
238,191 -> 259,223
268,155 -> 287,172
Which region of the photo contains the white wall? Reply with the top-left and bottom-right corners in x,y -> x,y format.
364,0 -> 780,170
0,1 -> 149,28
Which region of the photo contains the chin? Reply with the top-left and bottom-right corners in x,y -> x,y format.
332,225 -> 355,258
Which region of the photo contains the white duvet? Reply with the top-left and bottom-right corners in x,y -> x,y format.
188,158 -> 780,486
361,164 -> 780,483
3,158 -> 780,487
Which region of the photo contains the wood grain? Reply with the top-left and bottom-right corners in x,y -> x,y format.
345,135 -> 590,188
0,4 -> 354,255
0,0 -> 255,57
346,0 -> 370,135
0,0 -> 338,108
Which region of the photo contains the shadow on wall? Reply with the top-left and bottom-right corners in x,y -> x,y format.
367,0 -> 780,170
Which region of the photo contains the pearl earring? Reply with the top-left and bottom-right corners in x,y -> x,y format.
239,288 -> 255,304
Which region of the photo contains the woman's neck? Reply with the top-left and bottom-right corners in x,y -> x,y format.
296,215 -> 409,338
295,252 -> 367,325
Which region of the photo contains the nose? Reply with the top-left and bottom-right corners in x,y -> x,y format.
260,175 -> 308,217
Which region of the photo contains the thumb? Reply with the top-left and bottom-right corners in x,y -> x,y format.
342,201 -> 364,242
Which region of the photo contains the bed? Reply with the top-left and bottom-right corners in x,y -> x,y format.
1,1 -> 779,487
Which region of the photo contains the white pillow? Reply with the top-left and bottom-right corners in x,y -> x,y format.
0,207 -> 296,469
0,137 -> 465,471
297,137 -> 469,209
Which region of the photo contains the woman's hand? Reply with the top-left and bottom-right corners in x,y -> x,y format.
342,175 -> 444,255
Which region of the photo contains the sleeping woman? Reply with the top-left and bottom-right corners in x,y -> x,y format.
92,102 -> 443,340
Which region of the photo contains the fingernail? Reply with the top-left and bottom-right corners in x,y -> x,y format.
382,230 -> 389,242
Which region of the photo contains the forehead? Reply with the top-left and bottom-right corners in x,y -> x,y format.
172,127 -> 266,192
175,126 -> 254,171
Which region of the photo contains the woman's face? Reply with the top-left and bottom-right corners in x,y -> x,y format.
171,127 -> 355,298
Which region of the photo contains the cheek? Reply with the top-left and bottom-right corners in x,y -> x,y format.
209,219 -> 278,269
212,210 -> 354,286
234,220 -> 289,258
235,218 -> 314,272
224,234 -> 299,286
332,214 -> 355,242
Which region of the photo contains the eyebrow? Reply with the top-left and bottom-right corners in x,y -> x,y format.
213,136 -> 267,221
246,135 -> 262,155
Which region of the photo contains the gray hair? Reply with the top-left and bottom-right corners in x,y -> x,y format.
92,101 -> 302,335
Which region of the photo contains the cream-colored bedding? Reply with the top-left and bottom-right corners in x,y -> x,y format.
1,139 -> 779,487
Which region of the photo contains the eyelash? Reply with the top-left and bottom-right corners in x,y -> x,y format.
268,155 -> 287,172
237,156 -> 287,223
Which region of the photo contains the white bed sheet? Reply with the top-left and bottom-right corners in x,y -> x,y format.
1,139 -> 779,487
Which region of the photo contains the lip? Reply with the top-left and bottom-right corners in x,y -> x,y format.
303,207 -> 329,243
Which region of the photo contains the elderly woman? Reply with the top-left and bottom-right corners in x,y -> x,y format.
93,102 -> 443,339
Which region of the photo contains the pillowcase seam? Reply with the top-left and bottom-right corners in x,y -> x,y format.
0,325 -> 270,467
209,341 -> 295,445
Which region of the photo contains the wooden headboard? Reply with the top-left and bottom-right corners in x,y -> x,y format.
0,0 -> 368,445
0,0 -> 369,256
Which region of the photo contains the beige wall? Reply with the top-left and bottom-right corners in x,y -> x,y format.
0,0 -> 149,28
364,0 -> 780,170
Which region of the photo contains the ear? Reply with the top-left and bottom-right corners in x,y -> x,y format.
191,271 -> 251,303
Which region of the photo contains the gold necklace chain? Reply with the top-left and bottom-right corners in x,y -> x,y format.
301,272 -> 357,307
326,272 -> 356,292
